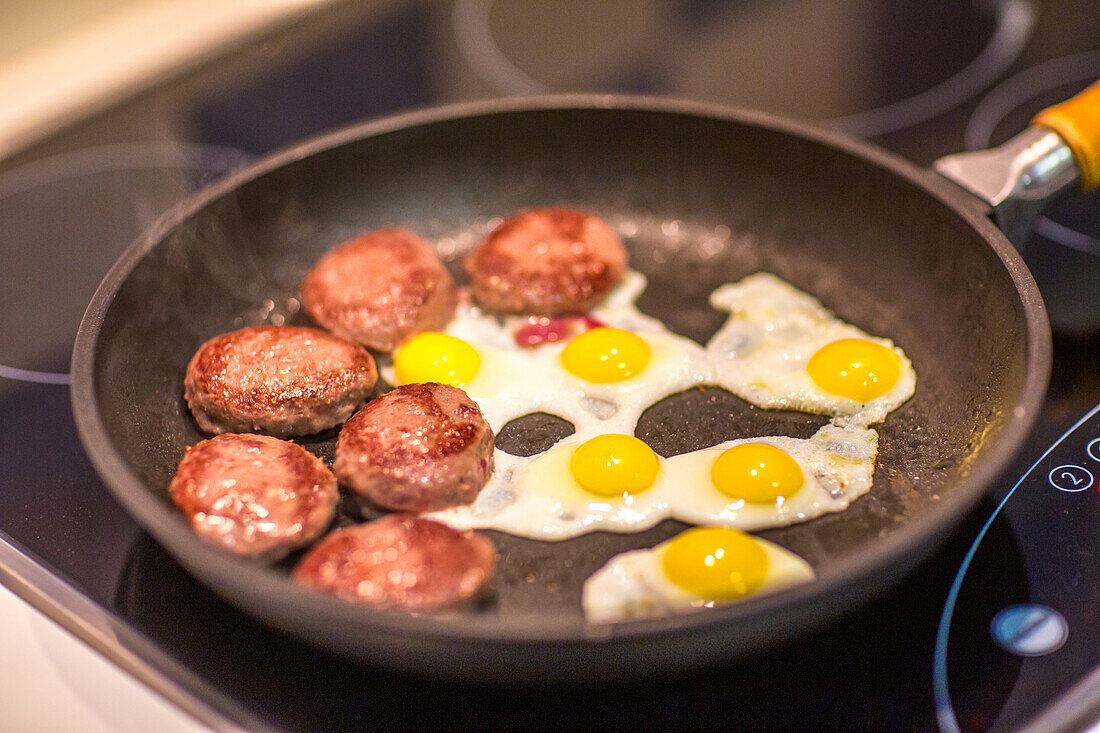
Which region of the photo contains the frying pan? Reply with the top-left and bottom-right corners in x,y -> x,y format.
70,88 -> 1097,682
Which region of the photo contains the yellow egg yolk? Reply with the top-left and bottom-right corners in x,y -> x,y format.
806,338 -> 900,402
560,327 -> 651,383
661,526 -> 769,600
393,332 -> 480,388
711,443 -> 804,504
569,434 -> 660,497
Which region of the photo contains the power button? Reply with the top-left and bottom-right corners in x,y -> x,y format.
990,604 -> 1068,657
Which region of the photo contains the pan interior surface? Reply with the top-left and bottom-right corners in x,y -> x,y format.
77,101 -> 1046,676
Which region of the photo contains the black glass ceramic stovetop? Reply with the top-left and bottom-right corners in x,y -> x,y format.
1,2 -> 1099,730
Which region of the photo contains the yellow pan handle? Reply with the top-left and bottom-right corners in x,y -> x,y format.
1032,79 -> 1100,192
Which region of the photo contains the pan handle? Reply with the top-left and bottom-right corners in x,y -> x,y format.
933,79 -> 1100,248
1033,79 -> 1100,193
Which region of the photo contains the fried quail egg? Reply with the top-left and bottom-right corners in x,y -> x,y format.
425,422 -> 877,540
427,432 -> 671,539
582,526 -> 814,624
707,272 -> 915,426
660,422 -> 878,529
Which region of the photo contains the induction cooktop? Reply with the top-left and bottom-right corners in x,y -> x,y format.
1,2 -> 1098,730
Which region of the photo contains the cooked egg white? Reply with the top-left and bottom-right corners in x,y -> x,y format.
660,422 -> 878,529
382,269 -> 910,542
707,272 -> 915,427
383,272 -> 713,436
426,432 -> 670,539
383,270 -> 914,436
582,526 -> 814,624
425,422 -> 877,540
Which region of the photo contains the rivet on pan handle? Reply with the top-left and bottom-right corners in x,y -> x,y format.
933,79 -> 1100,249
1032,79 -> 1100,192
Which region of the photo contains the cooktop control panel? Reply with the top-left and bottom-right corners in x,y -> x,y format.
936,403 -> 1100,732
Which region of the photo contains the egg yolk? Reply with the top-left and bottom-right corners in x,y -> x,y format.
806,338 -> 900,402
711,443 -> 804,504
661,526 -> 769,600
560,327 -> 651,383
569,434 -> 660,497
393,332 -> 480,388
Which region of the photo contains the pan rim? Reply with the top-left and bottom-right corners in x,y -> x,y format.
70,94 -> 1052,656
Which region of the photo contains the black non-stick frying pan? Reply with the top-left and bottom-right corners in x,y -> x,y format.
70,91 -> 1096,682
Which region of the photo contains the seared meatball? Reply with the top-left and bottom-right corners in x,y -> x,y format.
185,325 -> 377,437
301,228 -> 456,351
169,433 -> 338,558
464,208 -> 627,314
293,515 -> 495,611
334,383 -> 494,512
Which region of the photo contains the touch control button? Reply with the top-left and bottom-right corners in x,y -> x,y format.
990,604 -> 1068,657
1048,464 -> 1093,492
1087,437 -> 1100,463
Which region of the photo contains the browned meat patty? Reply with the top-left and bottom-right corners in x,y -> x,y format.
464,208 -> 627,314
292,515 -> 495,611
184,325 -> 377,437
301,228 -> 456,351
334,383 -> 494,512
169,433 -> 338,558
